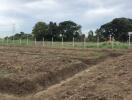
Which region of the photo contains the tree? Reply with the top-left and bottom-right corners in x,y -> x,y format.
59,21 -> 82,41
95,29 -> 105,42
32,22 -> 48,41
47,22 -> 59,41
87,30 -> 94,41
7,32 -> 33,40
32,21 -> 82,41
99,18 -> 132,42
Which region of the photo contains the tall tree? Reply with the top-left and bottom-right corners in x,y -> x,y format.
59,21 -> 82,41
47,22 -> 59,41
99,18 -> 132,42
32,22 -> 48,41
87,30 -> 94,41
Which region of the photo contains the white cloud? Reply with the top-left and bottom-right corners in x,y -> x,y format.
0,0 -> 132,36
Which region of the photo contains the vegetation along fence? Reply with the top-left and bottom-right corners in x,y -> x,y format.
0,37 -> 131,49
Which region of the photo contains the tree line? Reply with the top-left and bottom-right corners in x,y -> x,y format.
6,18 -> 132,42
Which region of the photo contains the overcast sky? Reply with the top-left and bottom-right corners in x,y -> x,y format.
0,0 -> 132,37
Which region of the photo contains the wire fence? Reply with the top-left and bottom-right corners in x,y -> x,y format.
0,37 -> 131,49
0,24 -> 132,49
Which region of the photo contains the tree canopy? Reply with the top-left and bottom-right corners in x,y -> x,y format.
59,21 -> 82,41
32,21 -> 82,41
6,18 -> 132,42
99,18 -> 132,42
32,22 -> 48,41
6,32 -> 32,40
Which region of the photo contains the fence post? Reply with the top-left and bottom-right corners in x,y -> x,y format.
35,37 -> 36,46
2,38 -> 4,45
52,37 -> 53,46
6,37 -> 8,45
97,36 -> 99,48
43,37 -> 45,47
62,37 -> 64,47
27,36 -> 28,45
73,37 -> 75,48
110,34 -> 112,43
20,38 -> 22,45
129,34 -> 131,48
112,37 -> 114,49
84,37 -> 86,48
12,36 -> 14,45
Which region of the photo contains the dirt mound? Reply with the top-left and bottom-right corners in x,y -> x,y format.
33,53 -> 132,100
0,62 -> 88,96
0,46 -> 131,100
34,62 -> 87,89
0,77 -> 36,96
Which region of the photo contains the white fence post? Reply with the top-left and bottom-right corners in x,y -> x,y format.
13,36 -> 14,45
7,37 -> 8,45
84,37 -> 86,48
43,37 -> 45,47
62,37 -> 64,47
35,37 -> 36,46
2,39 -> 4,45
52,37 -> 53,46
20,38 -> 22,45
110,34 -> 112,43
73,37 -> 75,48
97,36 -> 99,48
129,34 -> 131,48
112,37 -> 114,49
27,36 -> 28,45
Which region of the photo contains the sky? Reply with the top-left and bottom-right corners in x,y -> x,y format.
0,0 -> 132,37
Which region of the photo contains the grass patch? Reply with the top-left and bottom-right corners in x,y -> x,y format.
0,39 -> 131,49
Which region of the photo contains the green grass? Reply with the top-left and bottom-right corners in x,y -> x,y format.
0,39 -> 131,49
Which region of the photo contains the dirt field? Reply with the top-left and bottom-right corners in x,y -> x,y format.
0,45 -> 131,100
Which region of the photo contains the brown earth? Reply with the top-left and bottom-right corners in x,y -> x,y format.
0,45 -> 131,100
35,53 -> 132,100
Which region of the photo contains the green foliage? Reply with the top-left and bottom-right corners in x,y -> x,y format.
47,22 -> 59,41
32,22 -> 48,41
59,21 -> 82,41
99,18 -> 132,42
32,20 -> 83,41
5,32 -> 33,40
87,30 -> 94,41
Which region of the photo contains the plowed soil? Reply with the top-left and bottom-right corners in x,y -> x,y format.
0,45 -> 131,100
